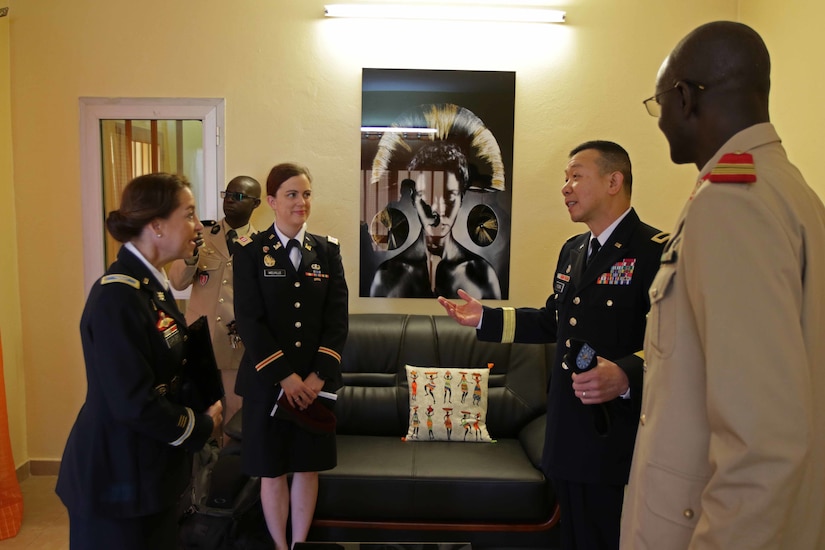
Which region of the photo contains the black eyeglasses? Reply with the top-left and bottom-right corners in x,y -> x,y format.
221,191 -> 259,201
643,81 -> 707,117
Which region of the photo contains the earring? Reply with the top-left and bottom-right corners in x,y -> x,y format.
156,233 -> 162,238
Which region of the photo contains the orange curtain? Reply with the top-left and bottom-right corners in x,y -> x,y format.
0,331 -> 23,539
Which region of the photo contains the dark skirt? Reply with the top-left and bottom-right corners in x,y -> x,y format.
241,397 -> 337,478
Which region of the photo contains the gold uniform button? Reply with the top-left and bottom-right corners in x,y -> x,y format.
294,281 -> 301,288
565,339 -> 571,348
683,508 -> 695,520
569,317 -> 577,327
640,414 -> 646,426
606,299 -> 613,307
227,261 -> 232,267
222,279 -> 229,285
562,362 -> 569,370
218,298 -> 225,303
294,302 -> 301,309
573,297 -> 581,305
651,288 -> 658,298
183,335 -> 188,342
181,358 -> 187,365
295,341 -> 302,348
295,321 -> 302,328
216,316 -> 222,322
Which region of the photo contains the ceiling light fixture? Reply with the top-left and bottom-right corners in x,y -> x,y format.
324,4 -> 566,24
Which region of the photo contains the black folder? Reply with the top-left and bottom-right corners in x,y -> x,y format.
182,315 -> 225,412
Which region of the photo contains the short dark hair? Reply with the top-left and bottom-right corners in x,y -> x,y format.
105,172 -> 191,243
408,142 -> 469,193
266,163 -> 312,197
569,140 -> 633,196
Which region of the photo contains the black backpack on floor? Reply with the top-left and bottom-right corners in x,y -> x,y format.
178,440 -> 269,550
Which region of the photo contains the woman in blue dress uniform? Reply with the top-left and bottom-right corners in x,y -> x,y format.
56,173 -> 223,549
234,162 -> 348,550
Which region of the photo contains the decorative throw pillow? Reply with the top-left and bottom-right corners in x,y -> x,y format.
404,365 -> 494,442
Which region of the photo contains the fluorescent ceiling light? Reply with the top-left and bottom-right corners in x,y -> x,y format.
325,4 -> 566,24
361,127 -> 438,134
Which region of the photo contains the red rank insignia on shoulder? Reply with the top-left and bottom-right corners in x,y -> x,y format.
707,152 -> 757,183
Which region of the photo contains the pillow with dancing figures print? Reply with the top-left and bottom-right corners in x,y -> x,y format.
403,365 -> 494,442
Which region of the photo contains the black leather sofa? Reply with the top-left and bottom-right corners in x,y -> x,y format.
308,313 -> 559,547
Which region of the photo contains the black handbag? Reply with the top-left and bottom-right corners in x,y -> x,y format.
181,315 -> 225,412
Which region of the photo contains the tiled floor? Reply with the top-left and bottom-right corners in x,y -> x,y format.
0,476 -> 68,549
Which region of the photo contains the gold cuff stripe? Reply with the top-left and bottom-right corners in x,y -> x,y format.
255,350 -> 284,371
170,407 -> 195,447
634,350 -> 645,361
502,307 -> 516,344
318,347 -> 342,363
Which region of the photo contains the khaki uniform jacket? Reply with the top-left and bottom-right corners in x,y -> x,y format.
621,124 -> 825,549
169,219 -> 256,371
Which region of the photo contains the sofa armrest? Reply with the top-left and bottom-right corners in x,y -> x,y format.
519,414 -> 546,470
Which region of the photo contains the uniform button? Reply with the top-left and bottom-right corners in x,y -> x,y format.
183,335 -> 188,342
683,508 -> 695,520
640,414 -> 646,426
569,317 -> 577,327
227,261 -> 232,267
218,298 -> 224,303
294,281 -> 301,288
606,300 -> 613,307
573,297 -> 581,305
216,316 -> 222,322
181,358 -> 188,365
222,279 -> 229,285
294,302 -> 301,309
565,339 -> 571,348
651,288 -> 658,298
562,362 -> 569,370
295,341 -> 302,348
295,321 -> 302,328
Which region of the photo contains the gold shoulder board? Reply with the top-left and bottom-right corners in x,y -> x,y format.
101,274 -> 140,289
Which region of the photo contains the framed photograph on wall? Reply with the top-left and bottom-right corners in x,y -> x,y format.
359,69 -> 515,299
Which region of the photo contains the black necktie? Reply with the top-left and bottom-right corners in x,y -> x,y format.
286,239 -> 301,269
226,228 -> 237,250
586,238 -> 601,267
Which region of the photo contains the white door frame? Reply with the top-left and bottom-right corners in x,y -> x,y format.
79,97 -> 225,293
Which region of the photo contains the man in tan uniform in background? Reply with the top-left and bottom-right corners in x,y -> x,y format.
170,175 -> 261,429
622,21 -> 825,549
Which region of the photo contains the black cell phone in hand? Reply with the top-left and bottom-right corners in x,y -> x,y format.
565,338 -> 611,437
565,339 -> 598,372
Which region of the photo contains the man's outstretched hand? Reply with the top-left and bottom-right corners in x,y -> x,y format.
437,289 -> 483,327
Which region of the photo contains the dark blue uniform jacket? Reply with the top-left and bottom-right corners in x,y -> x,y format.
478,208 -> 667,484
56,246 -> 213,518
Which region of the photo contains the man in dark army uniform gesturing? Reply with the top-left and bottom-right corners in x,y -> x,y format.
439,141 -> 667,550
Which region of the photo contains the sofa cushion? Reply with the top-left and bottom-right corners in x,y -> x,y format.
403,365 -> 493,442
316,435 -> 552,523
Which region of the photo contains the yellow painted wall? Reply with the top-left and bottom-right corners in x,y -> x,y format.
0,11 -> 27,468
7,0 -> 820,463
739,1 -> 825,198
